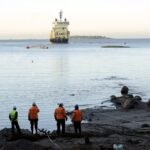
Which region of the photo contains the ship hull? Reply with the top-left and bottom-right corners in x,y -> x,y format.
50,38 -> 68,43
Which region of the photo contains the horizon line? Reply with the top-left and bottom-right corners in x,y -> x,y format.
0,35 -> 150,40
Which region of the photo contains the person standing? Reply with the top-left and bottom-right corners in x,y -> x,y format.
9,106 -> 22,135
72,104 -> 83,135
54,103 -> 67,134
28,102 -> 40,134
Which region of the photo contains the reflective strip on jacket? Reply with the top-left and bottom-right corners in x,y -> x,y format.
54,107 -> 66,119
9,110 -> 18,121
72,109 -> 83,122
28,106 -> 39,120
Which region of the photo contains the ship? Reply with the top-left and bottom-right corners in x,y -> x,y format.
50,11 -> 70,43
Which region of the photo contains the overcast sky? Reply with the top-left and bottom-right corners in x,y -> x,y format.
0,0 -> 150,39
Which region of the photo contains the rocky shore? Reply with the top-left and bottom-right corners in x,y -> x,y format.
1,87 -> 150,150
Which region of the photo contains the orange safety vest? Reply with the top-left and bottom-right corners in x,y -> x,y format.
72,109 -> 83,122
28,106 -> 39,120
54,107 -> 66,119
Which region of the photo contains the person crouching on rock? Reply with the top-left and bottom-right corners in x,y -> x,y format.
54,103 -> 68,134
9,106 -> 22,135
72,104 -> 83,135
28,102 -> 40,134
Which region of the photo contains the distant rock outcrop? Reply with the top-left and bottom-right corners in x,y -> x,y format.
102,45 -> 130,48
111,86 -> 144,109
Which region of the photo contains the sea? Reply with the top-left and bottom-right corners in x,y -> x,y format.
0,37 -> 150,131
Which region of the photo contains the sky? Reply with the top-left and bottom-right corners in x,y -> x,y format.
0,0 -> 150,39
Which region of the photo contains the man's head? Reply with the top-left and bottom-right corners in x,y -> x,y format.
13,106 -> 16,110
59,103 -> 63,107
74,104 -> 79,109
32,102 -> 36,106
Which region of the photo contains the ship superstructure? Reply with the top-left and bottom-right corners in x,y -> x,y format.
50,11 -> 70,43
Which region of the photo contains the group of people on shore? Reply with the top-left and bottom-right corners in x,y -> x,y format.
9,102 -> 83,135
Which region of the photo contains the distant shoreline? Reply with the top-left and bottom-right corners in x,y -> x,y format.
70,35 -> 110,39
1,36 -> 150,41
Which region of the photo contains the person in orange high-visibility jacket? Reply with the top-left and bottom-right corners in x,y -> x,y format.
54,103 -> 67,134
28,102 -> 40,134
72,104 -> 83,134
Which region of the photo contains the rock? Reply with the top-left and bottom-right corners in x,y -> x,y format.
141,124 -> 150,128
111,87 -> 144,109
100,146 -> 114,150
2,139 -> 49,150
121,86 -> 129,95
26,46 -> 30,49
147,99 -> 150,107
111,95 -> 142,109
128,94 -> 134,98
84,136 -> 91,144
74,144 -> 104,150
111,95 -> 125,105
134,96 -> 142,101
90,112 -> 94,116
88,118 -> 92,122
110,95 -> 117,102
111,96 -> 127,105
122,99 -> 135,109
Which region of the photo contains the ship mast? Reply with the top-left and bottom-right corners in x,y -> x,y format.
59,10 -> 63,21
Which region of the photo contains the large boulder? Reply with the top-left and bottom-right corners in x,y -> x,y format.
110,94 -> 134,106
1,139 -> 48,150
111,86 -> 144,109
122,99 -> 136,109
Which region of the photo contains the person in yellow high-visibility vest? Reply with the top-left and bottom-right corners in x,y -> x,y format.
9,106 -> 21,135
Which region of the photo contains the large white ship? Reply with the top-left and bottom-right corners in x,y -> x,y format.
50,11 -> 70,43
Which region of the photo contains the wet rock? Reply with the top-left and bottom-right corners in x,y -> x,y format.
0,128 -> 60,150
134,96 -> 142,102
121,86 -> 129,95
84,136 -> 91,144
128,94 -> 134,98
111,96 -> 126,105
90,112 -> 94,116
2,139 -> 48,150
69,94 -> 75,96
74,144 -> 104,150
111,86 -> 145,109
126,138 -> 141,144
100,146 -> 114,150
110,95 -> 117,103
88,118 -> 92,122
141,124 -> 150,128
122,99 -> 135,109
147,99 -> 150,107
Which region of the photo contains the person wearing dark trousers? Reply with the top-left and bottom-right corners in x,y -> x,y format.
30,119 -> 38,134
72,104 -> 83,135
54,103 -> 67,134
28,102 -> 40,134
74,121 -> 81,134
57,119 -> 66,134
9,106 -> 21,135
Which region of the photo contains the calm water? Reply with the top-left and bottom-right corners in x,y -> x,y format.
0,37 -> 150,130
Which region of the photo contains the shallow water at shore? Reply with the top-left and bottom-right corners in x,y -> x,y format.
0,38 -> 150,130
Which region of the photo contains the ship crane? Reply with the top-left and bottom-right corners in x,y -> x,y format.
59,10 -> 63,21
